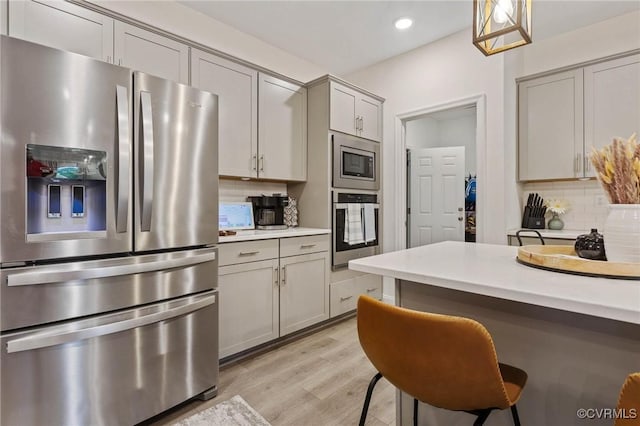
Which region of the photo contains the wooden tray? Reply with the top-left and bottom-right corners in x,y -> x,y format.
516,245 -> 640,280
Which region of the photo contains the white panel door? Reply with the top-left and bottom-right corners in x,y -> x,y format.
518,69 -> 584,180
329,81 -> 358,136
280,252 -> 329,336
409,147 -> 465,248
114,21 -> 188,84
584,54 -> 640,177
191,49 -> 258,178
258,73 -> 307,181
218,259 -> 279,358
8,0 -> 113,62
358,95 -> 382,142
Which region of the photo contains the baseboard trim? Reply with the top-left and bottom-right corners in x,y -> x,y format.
220,311 -> 356,368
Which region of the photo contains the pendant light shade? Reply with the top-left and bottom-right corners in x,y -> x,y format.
473,0 -> 532,56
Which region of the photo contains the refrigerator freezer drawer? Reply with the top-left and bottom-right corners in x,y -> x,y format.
1,247 -> 217,332
1,291 -> 218,426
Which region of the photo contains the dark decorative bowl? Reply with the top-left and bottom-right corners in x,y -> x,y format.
575,229 -> 607,261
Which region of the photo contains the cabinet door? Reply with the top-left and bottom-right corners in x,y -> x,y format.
192,49 -> 258,178
518,69 -> 584,181
8,0 -> 113,62
584,54 -> 640,177
218,259 -> 279,358
358,95 -> 383,142
258,73 -> 307,181
329,81 -> 358,136
279,251 -> 329,336
114,21 -> 188,84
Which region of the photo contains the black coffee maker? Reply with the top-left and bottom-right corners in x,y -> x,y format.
247,194 -> 289,230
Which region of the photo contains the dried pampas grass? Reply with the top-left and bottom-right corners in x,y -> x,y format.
590,134 -> 640,204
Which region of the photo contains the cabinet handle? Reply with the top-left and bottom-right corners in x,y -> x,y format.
585,155 -> 591,173
281,266 -> 286,285
576,152 -> 582,175
107,55 -> 112,63
239,251 -> 259,256
366,288 -> 377,293
300,244 -> 316,249
274,267 -> 279,286
259,155 -> 264,172
252,154 -> 257,171
360,116 -> 364,132
340,295 -> 353,302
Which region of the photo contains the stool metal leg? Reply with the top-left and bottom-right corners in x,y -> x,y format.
413,398 -> 418,426
473,409 -> 492,425
359,372 -> 383,426
511,405 -> 521,426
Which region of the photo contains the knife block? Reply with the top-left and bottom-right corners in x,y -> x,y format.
522,206 -> 545,229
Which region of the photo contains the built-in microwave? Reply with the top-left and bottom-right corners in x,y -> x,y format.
332,133 -> 380,191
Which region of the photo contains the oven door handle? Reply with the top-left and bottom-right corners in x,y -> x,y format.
6,293 -> 216,353
6,251 -> 216,287
334,203 -> 380,210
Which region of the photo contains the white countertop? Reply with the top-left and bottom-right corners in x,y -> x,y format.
219,227 -> 330,243
506,228 -> 587,239
349,241 -> 640,325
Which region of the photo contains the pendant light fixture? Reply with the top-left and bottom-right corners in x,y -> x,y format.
473,0 -> 532,56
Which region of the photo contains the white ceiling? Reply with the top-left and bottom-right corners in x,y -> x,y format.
180,1 -> 640,75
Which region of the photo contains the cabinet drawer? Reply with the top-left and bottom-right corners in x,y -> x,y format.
279,234 -> 329,258
330,273 -> 382,318
219,240 -> 279,266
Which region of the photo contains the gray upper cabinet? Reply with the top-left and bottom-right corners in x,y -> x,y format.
8,0 -> 113,62
191,49 -> 258,179
114,21 -> 188,84
258,73 -> 307,182
329,80 -> 382,142
584,53 -> 640,177
518,69 -> 584,181
518,51 -> 640,182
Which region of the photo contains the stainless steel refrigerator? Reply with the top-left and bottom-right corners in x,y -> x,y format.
0,36 -> 219,426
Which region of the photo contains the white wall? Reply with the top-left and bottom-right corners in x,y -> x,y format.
89,0 -> 327,82
345,28 -> 506,255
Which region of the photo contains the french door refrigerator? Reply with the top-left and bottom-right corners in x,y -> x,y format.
0,36 -> 219,426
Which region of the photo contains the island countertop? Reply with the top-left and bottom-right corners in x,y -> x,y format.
349,241 -> 640,325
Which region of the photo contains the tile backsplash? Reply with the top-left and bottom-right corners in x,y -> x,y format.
522,180 -> 609,231
219,179 -> 287,202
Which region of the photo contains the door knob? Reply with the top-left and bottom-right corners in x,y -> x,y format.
458,207 -> 463,212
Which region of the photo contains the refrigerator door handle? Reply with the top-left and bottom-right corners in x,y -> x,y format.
140,91 -> 154,232
116,85 -> 130,233
6,293 -> 217,353
7,251 -> 216,287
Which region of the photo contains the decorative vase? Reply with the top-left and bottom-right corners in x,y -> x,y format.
547,213 -> 564,230
603,204 -> 640,263
574,228 -> 606,261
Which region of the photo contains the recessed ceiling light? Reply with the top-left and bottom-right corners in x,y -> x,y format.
394,17 -> 413,30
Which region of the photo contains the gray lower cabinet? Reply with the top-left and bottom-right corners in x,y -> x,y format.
218,235 -> 330,358
280,251 -> 330,336
330,273 -> 382,317
218,258 -> 279,358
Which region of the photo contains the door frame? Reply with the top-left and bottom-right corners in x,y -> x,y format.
394,94 -> 486,249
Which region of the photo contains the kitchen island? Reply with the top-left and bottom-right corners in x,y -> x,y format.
349,241 -> 640,426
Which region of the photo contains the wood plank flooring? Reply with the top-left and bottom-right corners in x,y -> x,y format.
147,317 -> 395,425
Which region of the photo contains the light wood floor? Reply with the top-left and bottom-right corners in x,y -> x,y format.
148,317 -> 396,425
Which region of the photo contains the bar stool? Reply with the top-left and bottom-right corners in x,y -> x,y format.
615,373 -> 640,426
357,295 -> 527,426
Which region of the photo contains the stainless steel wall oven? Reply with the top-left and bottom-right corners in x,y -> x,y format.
332,191 -> 380,268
